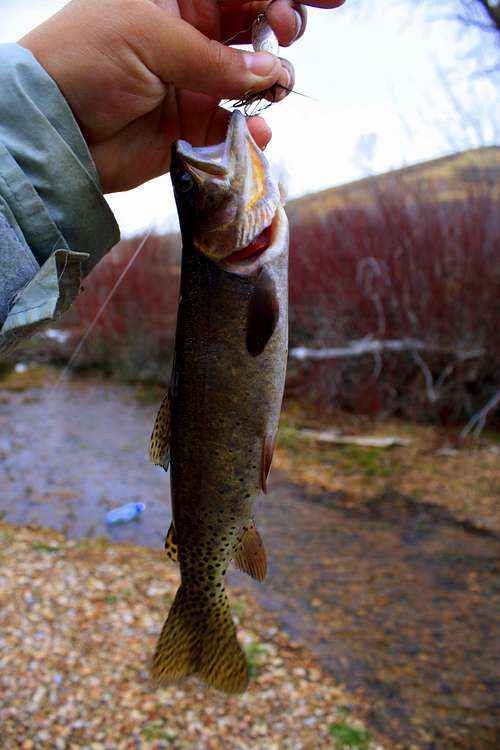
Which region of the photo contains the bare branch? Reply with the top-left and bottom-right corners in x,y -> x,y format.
476,0 -> 500,33
411,351 -> 437,403
411,0 -> 500,74
290,338 -> 484,362
461,388 -> 500,437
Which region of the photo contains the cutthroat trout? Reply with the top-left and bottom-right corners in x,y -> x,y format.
149,110 -> 288,693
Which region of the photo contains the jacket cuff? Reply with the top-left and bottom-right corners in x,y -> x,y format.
0,248 -> 89,357
0,43 -> 120,354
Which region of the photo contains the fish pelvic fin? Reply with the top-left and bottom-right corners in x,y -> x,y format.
152,585 -> 249,694
149,389 -> 171,470
233,522 -> 267,582
164,522 -> 178,563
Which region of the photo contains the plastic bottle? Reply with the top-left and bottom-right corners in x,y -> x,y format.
105,502 -> 146,524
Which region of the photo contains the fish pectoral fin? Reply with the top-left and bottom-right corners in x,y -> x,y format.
149,388 -> 172,471
164,522 -> 178,563
233,522 -> 267,582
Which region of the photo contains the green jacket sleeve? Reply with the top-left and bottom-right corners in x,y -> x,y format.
0,43 -> 120,357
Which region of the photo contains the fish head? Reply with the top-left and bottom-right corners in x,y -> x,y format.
171,111 -> 285,272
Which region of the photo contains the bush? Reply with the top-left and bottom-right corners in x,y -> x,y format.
65,176 -> 500,426
66,232 -> 180,383
287,179 -> 500,424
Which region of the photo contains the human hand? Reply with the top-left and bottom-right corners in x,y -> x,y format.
20,0 -> 345,193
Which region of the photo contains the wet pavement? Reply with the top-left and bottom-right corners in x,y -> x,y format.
1,378 -> 499,749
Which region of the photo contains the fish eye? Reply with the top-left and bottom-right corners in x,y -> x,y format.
176,170 -> 195,194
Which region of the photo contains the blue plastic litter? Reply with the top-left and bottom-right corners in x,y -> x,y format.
105,502 -> 146,524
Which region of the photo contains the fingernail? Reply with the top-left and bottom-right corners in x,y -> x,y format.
244,51 -> 278,78
292,5 -> 307,42
274,64 -> 293,102
280,58 -> 294,91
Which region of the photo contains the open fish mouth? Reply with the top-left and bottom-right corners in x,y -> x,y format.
174,111 -> 281,263
174,140 -> 229,177
175,111 -> 262,180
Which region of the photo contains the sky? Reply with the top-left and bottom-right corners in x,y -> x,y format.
1,0 -> 498,235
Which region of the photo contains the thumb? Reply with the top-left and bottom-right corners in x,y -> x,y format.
134,5 -> 284,100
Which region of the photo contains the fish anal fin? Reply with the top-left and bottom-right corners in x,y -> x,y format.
260,431 -> 277,493
246,268 -> 279,357
149,389 -> 172,470
233,522 -> 267,582
152,585 -> 248,694
164,522 -> 178,563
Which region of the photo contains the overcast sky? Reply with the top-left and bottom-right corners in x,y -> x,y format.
1,0 -> 498,235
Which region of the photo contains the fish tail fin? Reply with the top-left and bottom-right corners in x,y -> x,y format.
151,586 -> 248,694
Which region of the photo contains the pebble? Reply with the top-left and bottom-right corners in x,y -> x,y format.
0,522 -> 378,750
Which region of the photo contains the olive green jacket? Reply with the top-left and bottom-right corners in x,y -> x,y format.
0,44 -> 120,356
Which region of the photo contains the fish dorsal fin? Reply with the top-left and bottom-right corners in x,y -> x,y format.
233,522 -> 267,582
246,268 -> 279,357
149,389 -> 172,470
164,522 -> 178,563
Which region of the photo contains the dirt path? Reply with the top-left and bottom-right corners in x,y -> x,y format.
1,375 -> 499,749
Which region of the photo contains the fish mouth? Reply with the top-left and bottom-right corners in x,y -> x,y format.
175,112 -> 248,177
174,112 -> 281,262
174,141 -> 228,176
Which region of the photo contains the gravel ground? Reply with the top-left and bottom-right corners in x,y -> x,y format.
0,522 -> 380,750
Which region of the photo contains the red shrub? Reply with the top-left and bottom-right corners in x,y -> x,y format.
66,232 -> 180,382
64,178 -> 500,425
287,179 -> 500,423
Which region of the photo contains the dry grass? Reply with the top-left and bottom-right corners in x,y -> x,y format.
275,400 -> 500,533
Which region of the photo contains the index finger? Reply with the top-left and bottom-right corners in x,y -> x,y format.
266,0 -> 345,47
222,0 -> 345,48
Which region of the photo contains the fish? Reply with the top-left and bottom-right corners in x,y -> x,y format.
149,110 -> 289,693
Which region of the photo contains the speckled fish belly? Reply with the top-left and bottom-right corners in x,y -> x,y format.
149,110 -> 289,693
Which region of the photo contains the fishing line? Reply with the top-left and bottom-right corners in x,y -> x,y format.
47,227 -> 154,401
222,20 -> 256,46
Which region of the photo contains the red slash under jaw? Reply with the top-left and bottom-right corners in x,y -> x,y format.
225,226 -> 271,264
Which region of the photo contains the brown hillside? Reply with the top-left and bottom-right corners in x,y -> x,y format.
287,145 -> 500,220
